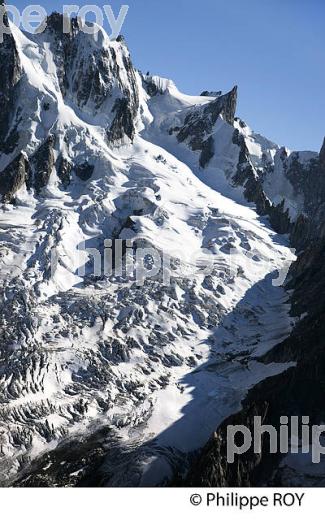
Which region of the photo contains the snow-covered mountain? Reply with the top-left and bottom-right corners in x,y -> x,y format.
0,11 -> 324,486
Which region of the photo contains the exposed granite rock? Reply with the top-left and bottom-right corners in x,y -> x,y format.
178,86 -> 237,143
72,44 -> 115,110
145,81 -> 159,97
43,13 -> 139,143
106,52 -> 139,142
232,129 -> 269,213
43,12 -> 79,96
142,76 -> 162,97
0,153 -> 29,202
217,86 -> 238,125
57,156 -> 72,188
0,2 -> 22,154
74,162 -> 94,181
187,401 -> 272,486
30,135 -> 56,193
107,97 -> 137,142
13,427 -> 114,487
232,129 -> 292,234
176,86 -> 237,167
319,137 -> 325,168
199,136 -> 215,168
286,146 -> 325,250
268,200 -> 291,234
290,213 -> 309,249
286,234 -> 325,319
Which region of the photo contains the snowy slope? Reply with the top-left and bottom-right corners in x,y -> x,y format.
0,17 -> 300,485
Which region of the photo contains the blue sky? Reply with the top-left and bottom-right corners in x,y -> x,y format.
9,0 -> 325,151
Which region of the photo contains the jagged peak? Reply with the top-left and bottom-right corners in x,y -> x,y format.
210,85 -> 237,125
44,11 -> 128,50
319,137 -> 325,166
45,11 -> 79,36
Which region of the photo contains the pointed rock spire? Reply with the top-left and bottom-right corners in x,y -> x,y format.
204,85 -> 238,126
220,85 -> 238,125
319,137 -> 325,167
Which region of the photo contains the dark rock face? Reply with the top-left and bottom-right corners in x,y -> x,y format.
232,129 -> 268,212
143,77 -> 161,97
200,90 -> 222,97
232,129 -> 292,234
142,74 -> 172,97
13,427 -> 115,487
29,136 -> 56,193
268,201 -> 292,235
187,402 -> 271,487
74,162 -> 94,181
57,156 -> 72,188
107,97 -> 137,142
0,153 -> 29,202
71,42 -> 114,110
199,136 -> 215,168
286,235 -> 325,319
176,86 -> 237,167
319,137 -> 325,168
231,133 -> 325,244
43,13 -> 139,143
178,86 -> 238,144
44,13 -> 79,97
287,154 -> 325,215
284,143 -> 325,250
216,86 -> 238,126
0,3 -> 22,154
106,53 -> 139,142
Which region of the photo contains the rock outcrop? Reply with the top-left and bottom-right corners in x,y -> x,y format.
29,135 -> 56,193
176,86 -> 237,167
0,2 -> 22,154
57,156 -> 72,188
43,13 -> 139,143
0,152 -> 29,202
319,137 -> 325,168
